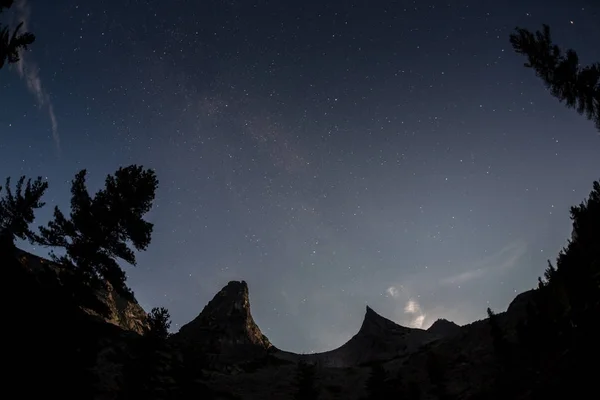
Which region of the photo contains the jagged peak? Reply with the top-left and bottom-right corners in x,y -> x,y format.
427,318 -> 461,337
217,280 -> 249,298
365,305 -> 376,315
359,305 -> 411,335
429,318 -> 455,325
175,280 -> 271,353
185,280 -> 253,325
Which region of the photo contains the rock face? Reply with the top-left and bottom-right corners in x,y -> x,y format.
174,281 -> 272,362
13,248 -> 148,334
427,318 -> 462,337
5,245 -> 147,398
275,306 -> 439,367
506,288 -> 537,316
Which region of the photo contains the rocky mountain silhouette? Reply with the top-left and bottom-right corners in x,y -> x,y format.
174,280 -> 272,364
5,245 -> 597,399
427,318 -> 462,337
274,305 -> 439,367
11,247 -> 148,333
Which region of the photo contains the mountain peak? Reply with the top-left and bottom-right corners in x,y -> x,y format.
174,280 -> 271,360
427,318 -> 461,337
365,304 -> 377,316
359,305 -> 411,336
218,280 -> 250,304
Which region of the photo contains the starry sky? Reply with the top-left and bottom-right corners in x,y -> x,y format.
1,0 -> 599,353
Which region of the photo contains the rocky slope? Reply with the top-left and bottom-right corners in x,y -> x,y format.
13,247 -> 148,334
427,318 -> 462,337
173,280 -> 272,365
274,305 -> 440,367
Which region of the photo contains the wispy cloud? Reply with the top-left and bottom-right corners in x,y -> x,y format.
404,298 -> 426,328
440,240 -> 528,286
386,284 -> 427,328
386,286 -> 399,298
13,0 -> 60,153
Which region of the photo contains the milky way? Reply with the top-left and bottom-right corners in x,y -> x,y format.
1,0 -> 599,353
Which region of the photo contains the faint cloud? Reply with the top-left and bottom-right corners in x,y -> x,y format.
440,240 -> 528,286
13,0 -> 60,153
440,268 -> 486,286
403,298 -> 426,328
386,286 -> 399,298
404,299 -> 419,313
384,284 -> 426,328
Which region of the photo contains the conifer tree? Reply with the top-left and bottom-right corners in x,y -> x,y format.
34,165 -> 158,297
0,176 -> 48,247
510,24 -> 600,132
0,0 -> 35,70
147,306 -> 172,343
121,307 -> 174,400
553,180 -> 600,322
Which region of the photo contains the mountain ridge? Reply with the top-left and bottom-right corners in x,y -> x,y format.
177,283 -> 446,368
6,246 -> 583,399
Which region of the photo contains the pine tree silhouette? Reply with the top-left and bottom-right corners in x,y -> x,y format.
147,306 -> 172,342
120,308 -> 173,400
0,176 -> 47,247
510,24 -> 600,132
512,180 -> 600,398
0,0 -> 35,70
33,165 -> 158,298
552,180 -> 600,325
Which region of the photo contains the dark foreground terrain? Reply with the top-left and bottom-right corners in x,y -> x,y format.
2,179 -> 599,400
3,239 -> 599,399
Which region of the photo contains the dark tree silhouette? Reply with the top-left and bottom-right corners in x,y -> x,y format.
294,361 -> 319,400
507,180 -> 600,399
364,363 -> 388,400
510,24 -> 600,132
147,306 -> 172,342
0,176 -> 47,247
550,180 -> 600,323
34,165 -> 158,297
0,0 -> 35,70
120,307 -> 174,399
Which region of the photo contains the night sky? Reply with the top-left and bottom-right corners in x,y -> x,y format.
1,0 -> 599,353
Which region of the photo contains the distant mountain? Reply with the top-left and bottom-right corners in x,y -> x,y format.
427,318 -> 461,337
174,280 -> 272,364
274,305 -> 439,367
7,246 -> 595,399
